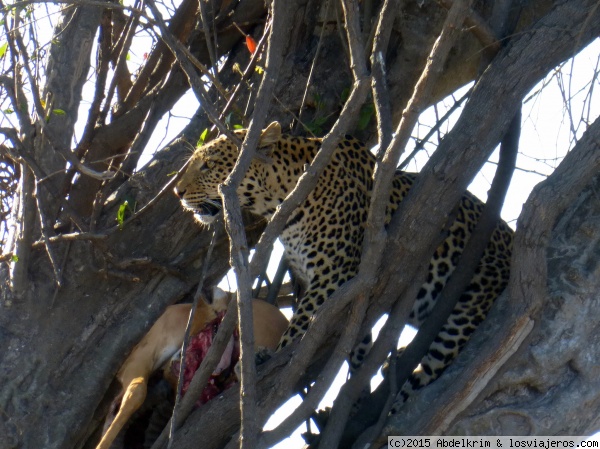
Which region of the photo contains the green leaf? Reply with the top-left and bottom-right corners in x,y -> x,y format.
0,42 -> 8,59
197,128 -> 209,146
357,103 -> 374,131
254,65 -> 264,75
126,52 -> 131,61
3,108 -> 13,114
233,124 -> 243,130
167,171 -> 178,177
11,255 -> 18,263
313,93 -> 324,110
340,87 -> 350,104
116,200 -> 129,230
52,109 -> 66,116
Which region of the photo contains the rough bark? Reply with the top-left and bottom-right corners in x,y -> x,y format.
0,111 -> 261,449
0,0 -> 598,449
38,3 -> 103,211
385,115 -> 600,437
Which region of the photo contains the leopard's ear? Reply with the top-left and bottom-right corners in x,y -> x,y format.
254,121 -> 281,163
260,122 -> 282,146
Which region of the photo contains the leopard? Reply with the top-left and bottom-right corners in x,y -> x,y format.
174,121 -> 513,408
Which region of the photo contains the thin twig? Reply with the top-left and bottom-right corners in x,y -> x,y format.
102,150 -> 192,234
197,0 -> 217,74
399,87 -> 472,170
0,47 -> 35,137
167,226 -> 219,449
293,0 -> 331,133
0,127 -> 87,230
145,0 -> 231,138
35,193 -> 62,288
212,20 -> 272,135
98,0 -> 140,123
144,0 -> 229,103
8,6 -> 46,122
370,0 -> 398,153
164,33 -> 230,100
216,3 -> 291,446
150,282 -> 239,449
30,231 -> 108,247
76,5 -> 115,152
94,88 -> 175,222
118,0 -> 198,115
3,0 -> 145,14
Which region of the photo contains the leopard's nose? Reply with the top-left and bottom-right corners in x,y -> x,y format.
174,187 -> 186,198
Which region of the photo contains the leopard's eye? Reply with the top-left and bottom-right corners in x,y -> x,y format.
200,160 -> 215,172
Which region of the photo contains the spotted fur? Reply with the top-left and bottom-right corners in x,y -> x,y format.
175,122 -> 513,407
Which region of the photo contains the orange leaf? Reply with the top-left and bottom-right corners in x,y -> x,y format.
246,36 -> 257,54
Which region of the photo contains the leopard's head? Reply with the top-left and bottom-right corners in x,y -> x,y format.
175,122 -> 281,224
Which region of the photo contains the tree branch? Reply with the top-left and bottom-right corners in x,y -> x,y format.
256,288 -> 369,449
368,0 -> 600,341
167,227 -> 219,449
389,112 -> 600,437
97,1 -> 139,123
370,0 -> 398,150
212,5 -> 372,437
118,0 -> 198,116
217,2 -> 292,446
145,0 -> 231,138
346,107 -> 520,445
9,166 -> 36,299
398,88 -> 471,170
306,2 -> 476,445
150,286 -> 239,449
7,5 -> 46,122
0,128 -> 87,231
438,0 -> 501,53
